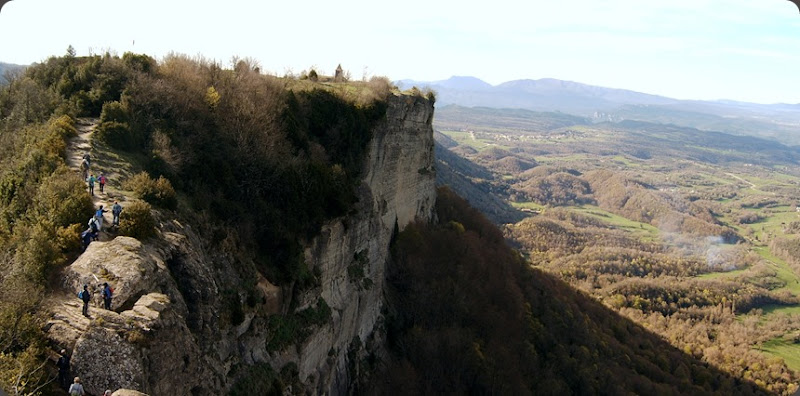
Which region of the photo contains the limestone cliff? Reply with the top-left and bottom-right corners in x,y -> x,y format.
46,93 -> 436,395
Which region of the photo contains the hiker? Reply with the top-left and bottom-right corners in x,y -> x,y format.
68,376 -> 85,396
80,159 -> 90,180
98,173 -> 107,193
88,217 -> 99,241
95,205 -> 108,232
56,349 -> 71,390
87,174 -> 96,196
79,285 -> 91,316
80,228 -> 93,251
112,201 -> 122,227
102,282 -> 113,310
82,153 -> 91,167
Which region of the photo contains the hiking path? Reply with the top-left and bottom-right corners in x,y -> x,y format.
66,118 -> 134,241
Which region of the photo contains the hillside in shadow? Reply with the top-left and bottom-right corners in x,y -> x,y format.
365,187 -> 770,395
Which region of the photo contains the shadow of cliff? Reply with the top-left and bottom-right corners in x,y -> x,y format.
367,187 -> 776,395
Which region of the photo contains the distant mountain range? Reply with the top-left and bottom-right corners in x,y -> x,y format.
397,76 -> 678,111
0,62 -> 25,84
397,76 -> 800,146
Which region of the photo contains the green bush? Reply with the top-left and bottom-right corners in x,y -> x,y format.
122,52 -> 157,74
266,298 -> 331,351
99,100 -> 129,124
126,172 -> 177,210
33,168 -> 93,229
95,97 -> 138,150
95,120 -> 135,150
13,223 -> 63,281
56,223 -> 84,253
118,201 -> 156,239
49,114 -> 78,140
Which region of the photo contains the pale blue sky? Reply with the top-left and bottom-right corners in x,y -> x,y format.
1,0 -> 799,103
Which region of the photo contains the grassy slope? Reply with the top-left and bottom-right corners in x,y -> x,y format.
760,338 -> 800,372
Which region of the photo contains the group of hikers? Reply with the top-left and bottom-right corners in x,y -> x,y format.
81,152 -> 108,196
58,154 -> 123,394
81,202 -> 122,251
79,282 -> 114,316
60,281 -> 115,393
79,152 -> 124,251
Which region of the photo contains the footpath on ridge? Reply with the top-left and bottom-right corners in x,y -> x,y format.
47,117 -> 199,396
47,117 -> 140,348
66,118 -> 132,242
43,117 -> 171,396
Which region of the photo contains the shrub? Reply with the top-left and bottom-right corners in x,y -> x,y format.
0,344 -> 48,395
95,120 -> 135,150
13,223 -> 63,281
95,99 -> 141,150
737,212 -> 763,225
205,86 -> 220,109
366,76 -> 393,102
122,52 -> 157,74
33,168 -> 93,228
118,201 -> 155,239
49,114 -> 78,140
126,172 -> 177,209
99,100 -> 129,124
56,223 -> 84,253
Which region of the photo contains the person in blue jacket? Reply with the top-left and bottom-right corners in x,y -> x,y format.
102,282 -> 113,310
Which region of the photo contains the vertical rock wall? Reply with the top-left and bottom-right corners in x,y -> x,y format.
296,93 -> 436,393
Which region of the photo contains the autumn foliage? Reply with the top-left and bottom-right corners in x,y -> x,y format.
368,187 -> 771,395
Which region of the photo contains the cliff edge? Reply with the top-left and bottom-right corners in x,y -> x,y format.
45,92 -> 436,395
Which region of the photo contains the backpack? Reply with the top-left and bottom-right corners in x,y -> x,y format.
78,290 -> 85,300
89,218 -> 98,232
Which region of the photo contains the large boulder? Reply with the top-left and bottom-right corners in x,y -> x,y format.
63,236 -> 171,312
69,293 -> 201,395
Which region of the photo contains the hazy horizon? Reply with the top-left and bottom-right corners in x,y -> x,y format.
1,0 -> 799,105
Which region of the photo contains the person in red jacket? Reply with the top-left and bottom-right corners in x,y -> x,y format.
98,173 -> 107,193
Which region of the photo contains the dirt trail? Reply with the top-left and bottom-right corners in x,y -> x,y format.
725,172 -> 757,190
45,118 -> 144,362
66,118 -> 123,242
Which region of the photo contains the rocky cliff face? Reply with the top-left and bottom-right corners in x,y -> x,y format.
289,93 -> 436,393
46,93 -> 436,395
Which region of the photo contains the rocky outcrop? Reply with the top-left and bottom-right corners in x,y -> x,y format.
46,93 -> 436,395
277,93 -> 437,393
48,236 -> 203,396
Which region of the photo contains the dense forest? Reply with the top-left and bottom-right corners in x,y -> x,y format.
366,187 -> 773,395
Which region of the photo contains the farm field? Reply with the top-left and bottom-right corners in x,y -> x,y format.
435,105 -> 800,392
